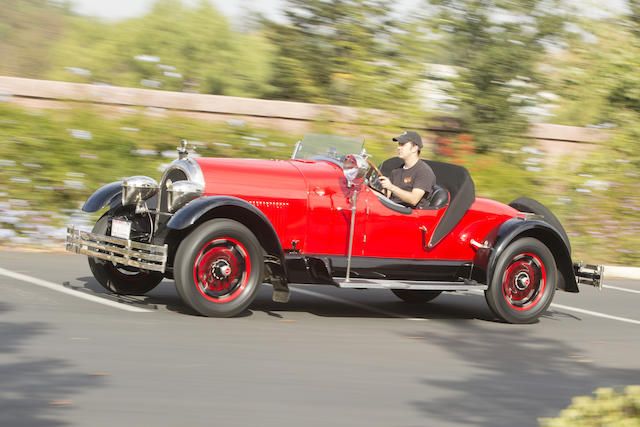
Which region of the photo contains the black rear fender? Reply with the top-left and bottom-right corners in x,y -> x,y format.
481,218 -> 578,293
166,196 -> 286,277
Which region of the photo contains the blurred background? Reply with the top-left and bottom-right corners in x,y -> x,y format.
0,0 -> 639,265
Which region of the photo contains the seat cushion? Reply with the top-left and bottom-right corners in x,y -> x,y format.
428,184 -> 449,209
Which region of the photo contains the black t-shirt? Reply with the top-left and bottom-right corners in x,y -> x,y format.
389,161 -> 436,209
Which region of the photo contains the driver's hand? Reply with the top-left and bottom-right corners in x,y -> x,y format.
379,176 -> 392,190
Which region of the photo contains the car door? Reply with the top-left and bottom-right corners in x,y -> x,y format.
302,162 -> 367,257
360,187 -> 444,259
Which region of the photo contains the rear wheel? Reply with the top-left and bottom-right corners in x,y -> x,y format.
391,289 -> 442,304
485,237 -> 556,324
88,213 -> 163,295
174,219 -> 264,317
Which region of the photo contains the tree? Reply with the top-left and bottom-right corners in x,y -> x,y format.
631,0 -> 640,37
46,0 -> 274,97
0,0 -> 71,78
263,0 -> 426,112
549,14 -> 640,164
421,0 -> 568,151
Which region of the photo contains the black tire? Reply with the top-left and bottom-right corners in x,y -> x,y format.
88,213 -> 164,295
508,197 -> 571,254
174,219 -> 264,317
485,237 -> 556,324
391,289 -> 442,304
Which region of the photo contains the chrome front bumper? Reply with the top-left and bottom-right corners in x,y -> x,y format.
66,226 -> 168,273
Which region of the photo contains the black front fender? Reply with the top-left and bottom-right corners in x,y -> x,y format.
167,196 -> 286,277
484,218 -> 578,293
82,181 -> 122,213
168,196 -> 266,230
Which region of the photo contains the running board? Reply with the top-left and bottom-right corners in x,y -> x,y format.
334,278 -> 488,291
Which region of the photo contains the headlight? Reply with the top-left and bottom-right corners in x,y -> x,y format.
342,154 -> 368,185
167,180 -> 204,213
122,176 -> 159,206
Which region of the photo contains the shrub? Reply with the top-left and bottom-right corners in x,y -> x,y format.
540,386 -> 640,426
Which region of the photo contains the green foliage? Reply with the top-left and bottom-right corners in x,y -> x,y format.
263,0 -> 426,115
45,0 -> 274,97
553,15 -> 640,164
559,145 -> 640,266
550,21 -> 637,122
0,0 -> 71,78
539,386 -> 640,426
421,0 -> 569,151
0,102 -> 294,243
549,18 -> 640,168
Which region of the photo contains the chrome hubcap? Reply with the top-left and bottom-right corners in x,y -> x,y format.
515,272 -> 531,290
211,260 -> 232,280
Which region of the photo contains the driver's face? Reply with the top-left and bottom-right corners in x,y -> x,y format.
397,142 -> 414,159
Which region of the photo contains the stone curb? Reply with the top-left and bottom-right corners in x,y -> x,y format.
604,265 -> 640,280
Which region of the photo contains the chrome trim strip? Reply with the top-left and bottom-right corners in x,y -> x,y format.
334,278 -> 488,291
66,227 -> 167,273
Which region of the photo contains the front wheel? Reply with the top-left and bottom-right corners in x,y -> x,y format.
88,213 -> 163,295
174,219 -> 264,317
485,237 -> 556,324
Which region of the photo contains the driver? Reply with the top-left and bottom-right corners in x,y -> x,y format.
379,131 -> 435,209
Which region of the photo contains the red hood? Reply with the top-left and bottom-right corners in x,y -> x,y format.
195,158 -> 306,200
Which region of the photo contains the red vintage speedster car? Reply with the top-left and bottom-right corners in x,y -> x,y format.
67,133 -> 602,323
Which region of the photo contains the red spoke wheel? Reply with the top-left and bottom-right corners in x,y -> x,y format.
501,253 -> 545,310
88,213 -> 163,295
174,219 -> 264,317
485,237 -> 556,324
193,238 -> 249,303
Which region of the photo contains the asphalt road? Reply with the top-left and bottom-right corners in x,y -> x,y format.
1,250 -> 639,427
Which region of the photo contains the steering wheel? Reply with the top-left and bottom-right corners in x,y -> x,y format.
365,159 -> 385,194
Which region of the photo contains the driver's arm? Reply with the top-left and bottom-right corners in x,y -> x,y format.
379,176 -> 426,207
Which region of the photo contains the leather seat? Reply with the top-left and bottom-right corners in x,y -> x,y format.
427,184 -> 449,209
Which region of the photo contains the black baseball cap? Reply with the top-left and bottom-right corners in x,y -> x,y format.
393,131 -> 422,148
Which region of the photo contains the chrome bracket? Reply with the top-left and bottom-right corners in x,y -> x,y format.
470,239 -> 491,250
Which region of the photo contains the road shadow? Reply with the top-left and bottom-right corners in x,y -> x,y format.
0,302 -> 104,426
250,287 -> 501,321
70,276 -> 507,321
72,276 -> 201,316
407,322 -> 640,426
67,277 -> 573,323
72,276 -> 254,317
